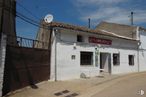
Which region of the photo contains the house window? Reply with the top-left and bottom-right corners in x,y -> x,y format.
71,55 -> 76,60
129,55 -> 134,65
77,35 -> 83,42
80,52 -> 93,66
113,53 -> 120,66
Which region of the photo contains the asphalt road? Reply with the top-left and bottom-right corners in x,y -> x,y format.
92,72 -> 146,97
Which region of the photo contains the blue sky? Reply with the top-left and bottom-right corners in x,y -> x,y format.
16,0 -> 146,39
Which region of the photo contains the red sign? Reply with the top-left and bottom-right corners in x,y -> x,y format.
89,37 -> 112,45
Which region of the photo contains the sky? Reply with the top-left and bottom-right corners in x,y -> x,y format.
16,0 -> 146,39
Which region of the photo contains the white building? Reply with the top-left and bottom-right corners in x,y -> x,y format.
36,21 -> 146,81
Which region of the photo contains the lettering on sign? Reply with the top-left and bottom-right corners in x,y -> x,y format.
89,37 -> 112,45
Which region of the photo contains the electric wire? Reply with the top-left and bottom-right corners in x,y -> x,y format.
16,10 -> 49,30
0,2 -> 49,29
16,12 -> 49,29
17,1 -> 41,21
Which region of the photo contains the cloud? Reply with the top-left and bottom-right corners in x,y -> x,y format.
75,0 -> 128,6
81,7 -> 125,20
73,0 -> 146,26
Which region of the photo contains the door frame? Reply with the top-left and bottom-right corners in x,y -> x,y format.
100,52 -> 111,73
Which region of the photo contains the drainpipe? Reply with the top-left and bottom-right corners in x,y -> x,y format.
136,26 -> 140,72
137,40 -> 141,72
48,26 -> 53,80
137,41 -> 140,72
54,29 -> 57,81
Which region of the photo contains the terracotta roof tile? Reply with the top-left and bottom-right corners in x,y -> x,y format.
42,21 -> 137,41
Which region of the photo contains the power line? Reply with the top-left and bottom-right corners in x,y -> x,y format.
17,1 -> 41,21
16,11 -> 40,25
16,14 -> 40,27
16,13 -> 49,30
0,3 -> 49,30
16,11 -> 49,29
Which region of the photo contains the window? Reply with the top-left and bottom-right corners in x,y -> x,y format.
71,55 -> 76,60
77,35 -> 83,42
80,52 -> 93,66
129,55 -> 134,65
113,53 -> 120,66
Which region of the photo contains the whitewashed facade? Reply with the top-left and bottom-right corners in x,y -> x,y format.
49,26 -> 146,81
139,29 -> 146,71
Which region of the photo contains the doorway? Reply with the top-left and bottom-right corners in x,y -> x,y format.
100,53 -> 111,73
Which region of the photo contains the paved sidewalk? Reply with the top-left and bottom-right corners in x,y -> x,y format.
4,72 -> 143,97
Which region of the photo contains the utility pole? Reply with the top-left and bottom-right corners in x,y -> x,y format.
0,0 -> 16,35
0,0 -> 17,96
0,0 -> 4,39
0,0 -> 17,45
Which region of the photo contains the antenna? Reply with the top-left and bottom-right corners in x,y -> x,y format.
131,12 -> 134,25
44,14 -> 53,23
88,18 -> 91,28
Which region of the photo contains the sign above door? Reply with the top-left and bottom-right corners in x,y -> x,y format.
89,37 -> 112,45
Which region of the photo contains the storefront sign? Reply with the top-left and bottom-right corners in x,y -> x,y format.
89,37 -> 112,45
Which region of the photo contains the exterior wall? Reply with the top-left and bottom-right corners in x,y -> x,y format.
111,49 -> 138,74
139,31 -> 146,71
50,28 -> 138,80
35,22 -> 51,49
3,45 -> 50,95
56,42 -> 80,80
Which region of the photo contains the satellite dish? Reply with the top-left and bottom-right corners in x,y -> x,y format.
44,14 -> 53,23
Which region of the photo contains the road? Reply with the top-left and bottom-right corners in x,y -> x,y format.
92,72 -> 146,97
6,72 -> 146,97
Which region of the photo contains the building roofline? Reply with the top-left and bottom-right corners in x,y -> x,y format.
97,21 -> 146,32
42,21 -> 137,41
97,21 -> 137,28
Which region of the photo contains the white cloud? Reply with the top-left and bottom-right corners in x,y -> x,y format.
134,10 -> 146,24
73,0 -> 146,26
81,7 -> 124,20
75,0 -> 128,6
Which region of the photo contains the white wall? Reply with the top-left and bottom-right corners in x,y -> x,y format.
56,42 -> 80,80
139,31 -> 146,71
50,28 -> 139,80
111,49 -> 138,74
98,47 -> 138,74
139,31 -> 146,49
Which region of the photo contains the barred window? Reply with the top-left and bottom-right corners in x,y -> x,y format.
80,52 -> 93,66
129,55 -> 134,66
77,35 -> 83,42
113,53 -> 120,66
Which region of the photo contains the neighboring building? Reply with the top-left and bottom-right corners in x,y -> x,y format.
36,21 -> 146,80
